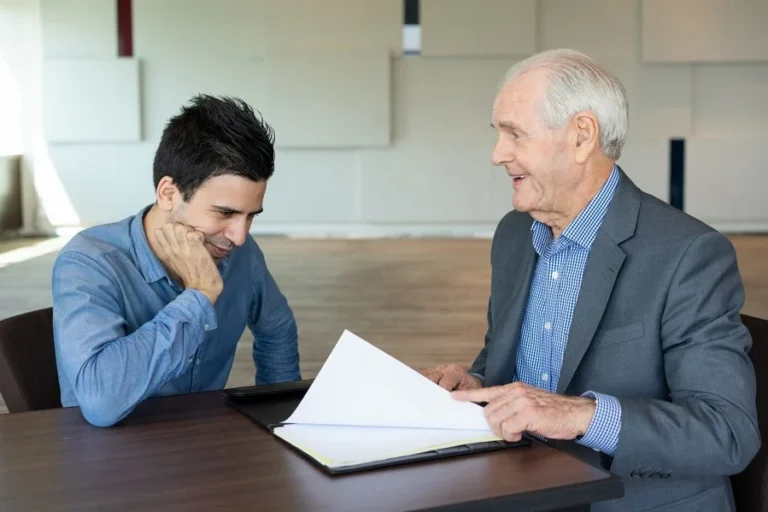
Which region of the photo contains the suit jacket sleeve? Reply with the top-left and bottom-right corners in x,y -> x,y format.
469,214 -> 508,379
469,297 -> 492,381
609,231 -> 760,478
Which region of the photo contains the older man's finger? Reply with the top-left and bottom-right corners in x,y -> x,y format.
437,369 -> 463,391
457,374 -> 482,391
482,392 -> 513,419
451,385 -> 507,403
421,368 -> 442,383
483,403 -> 507,435
500,416 -> 526,442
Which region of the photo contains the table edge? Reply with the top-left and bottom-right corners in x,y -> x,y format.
415,473 -> 623,512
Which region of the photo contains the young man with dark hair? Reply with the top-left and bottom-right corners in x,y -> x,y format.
52,95 -> 300,427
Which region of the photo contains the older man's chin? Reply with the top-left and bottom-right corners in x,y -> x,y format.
512,196 -> 532,212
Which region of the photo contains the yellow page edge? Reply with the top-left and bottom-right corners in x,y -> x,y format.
272,426 -> 503,469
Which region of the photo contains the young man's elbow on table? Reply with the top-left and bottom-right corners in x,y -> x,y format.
74,387 -> 135,428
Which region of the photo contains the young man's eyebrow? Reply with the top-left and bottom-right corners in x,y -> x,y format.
212,206 -> 264,215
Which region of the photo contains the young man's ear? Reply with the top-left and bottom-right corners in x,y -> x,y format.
156,177 -> 179,212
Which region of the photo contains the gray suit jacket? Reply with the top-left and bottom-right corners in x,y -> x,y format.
470,169 -> 760,511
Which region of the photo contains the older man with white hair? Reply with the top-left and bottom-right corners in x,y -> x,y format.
423,49 -> 760,511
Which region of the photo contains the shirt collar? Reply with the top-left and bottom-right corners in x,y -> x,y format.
531,165 -> 621,253
130,205 -> 171,284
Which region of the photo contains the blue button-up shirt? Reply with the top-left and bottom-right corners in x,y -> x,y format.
515,166 -> 622,455
52,206 -> 300,427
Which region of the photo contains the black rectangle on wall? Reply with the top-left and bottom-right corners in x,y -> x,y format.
670,139 -> 685,210
404,0 -> 419,25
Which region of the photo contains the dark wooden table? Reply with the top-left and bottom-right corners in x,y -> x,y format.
0,391 -> 622,511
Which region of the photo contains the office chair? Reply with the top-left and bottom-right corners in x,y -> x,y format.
731,314 -> 768,511
0,307 -> 61,412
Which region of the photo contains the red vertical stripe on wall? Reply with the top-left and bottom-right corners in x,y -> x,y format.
117,0 -> 133,57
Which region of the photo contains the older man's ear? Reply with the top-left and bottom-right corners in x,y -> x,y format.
572,112 -> 600,165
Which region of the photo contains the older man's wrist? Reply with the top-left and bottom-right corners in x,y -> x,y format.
575,392 -> 622,455
575,396 -> 597,438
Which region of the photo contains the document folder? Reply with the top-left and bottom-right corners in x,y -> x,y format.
225,330 -> 529,475
225,380 -> 529,475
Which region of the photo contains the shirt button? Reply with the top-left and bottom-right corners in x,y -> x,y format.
188,356 -> 194,363
552,271 -> 559,280
541,372 -> 550,382
195,359 -> 201,365
544,322 -> 552,330
204,323 -> 210,331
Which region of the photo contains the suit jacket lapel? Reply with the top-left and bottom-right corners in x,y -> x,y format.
556,169 -> 641,394
556,235 -> 625,393
485,229 -> 537,387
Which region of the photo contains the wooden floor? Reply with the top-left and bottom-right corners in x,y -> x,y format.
0,235 -> 766,415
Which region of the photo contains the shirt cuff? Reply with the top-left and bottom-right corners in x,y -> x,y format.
176,289 -> 218,334
576,391 -> 621,455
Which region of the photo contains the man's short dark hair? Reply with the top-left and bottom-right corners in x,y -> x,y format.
153,94 -> 275,200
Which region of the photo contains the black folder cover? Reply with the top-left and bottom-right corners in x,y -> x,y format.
224,379 -> 530,475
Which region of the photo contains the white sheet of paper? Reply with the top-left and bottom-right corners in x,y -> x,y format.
274,424 -> 500,469
284,330 -> 492,432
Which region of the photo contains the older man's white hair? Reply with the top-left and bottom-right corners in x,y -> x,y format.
502,49 -> 629,161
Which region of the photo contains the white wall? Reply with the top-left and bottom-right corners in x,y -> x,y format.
0,0 -> 67,234
26,0 -> 768,233
40,0 -> 116,59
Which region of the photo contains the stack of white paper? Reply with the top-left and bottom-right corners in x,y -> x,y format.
273,330 -> 500,470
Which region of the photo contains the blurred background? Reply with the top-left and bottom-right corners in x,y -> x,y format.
0,0 -> 766,412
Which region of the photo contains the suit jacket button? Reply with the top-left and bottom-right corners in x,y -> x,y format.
630,470 -> 641,478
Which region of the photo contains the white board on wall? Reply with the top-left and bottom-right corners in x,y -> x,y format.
264,0 -> 402,54
43,58 -> 142,143
596,57 -> 693,139
139,58 -> 267,142
264,50 -> 391,148
539,0 -> 638,59
692,64 -> 768,137
133,0 -> 267,60
420,0 -> 537,57
260,150 -> 359,223
615,137 -> 670,203
47,142 -> 157,225
358,137 -> 509,224
41,0 -> 117,59
393,57 -> 515,143
642,0 -> 768,62
685,137 -> 768,230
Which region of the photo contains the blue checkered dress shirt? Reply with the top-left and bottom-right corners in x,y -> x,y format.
515,166 -> 622,455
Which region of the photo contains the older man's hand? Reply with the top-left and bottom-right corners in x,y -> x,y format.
451,382 -> 596,443
421,364 -> 483,391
